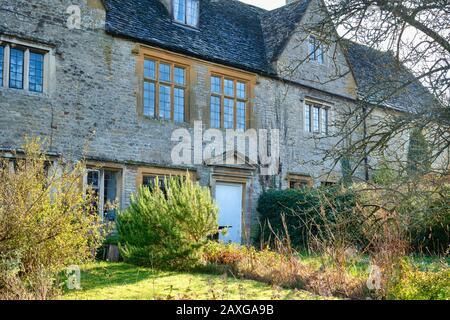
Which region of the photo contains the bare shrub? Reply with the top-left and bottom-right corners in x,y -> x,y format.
0,138 -> 105,300
289,184 -> 413,299
202,239 -> 366,299
203,241 -> 311,290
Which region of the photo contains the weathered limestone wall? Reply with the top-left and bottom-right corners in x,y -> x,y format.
0,0 -> 364,243
276,0 -> 358,100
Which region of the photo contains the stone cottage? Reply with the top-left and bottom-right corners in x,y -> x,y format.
0,0 -> 430,243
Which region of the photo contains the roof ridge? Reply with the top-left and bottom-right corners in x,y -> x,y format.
260,0 -> 312,63
232,0 -> 268,13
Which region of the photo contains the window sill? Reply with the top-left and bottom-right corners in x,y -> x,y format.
141,115 -> 191,128
0,86 -> 48,98
172,21 -> 200,32
208,127 -> 250,132
302,131 -> 329,138
308,60 -> 325,66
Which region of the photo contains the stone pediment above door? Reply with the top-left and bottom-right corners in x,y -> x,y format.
204,150 -> 257,172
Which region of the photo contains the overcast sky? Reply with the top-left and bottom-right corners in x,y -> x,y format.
240,0 -> 286,10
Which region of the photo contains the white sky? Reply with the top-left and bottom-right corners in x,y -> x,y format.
239,0 -> 286,10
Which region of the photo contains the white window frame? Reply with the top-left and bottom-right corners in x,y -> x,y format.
173,0 -> 200,28
84,168 -> 122,222
0,36 -> 55,94
304,99 -> 331,135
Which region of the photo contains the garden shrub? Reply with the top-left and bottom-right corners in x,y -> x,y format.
405,184 -> 450,255
387,259 -> 450,300
369,159 -> 449,255
0,138 -> 105,299
256,186 -> 358,250
117,175 -> 218,270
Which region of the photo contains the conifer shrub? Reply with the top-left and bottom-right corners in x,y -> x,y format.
117,174 -> 218,270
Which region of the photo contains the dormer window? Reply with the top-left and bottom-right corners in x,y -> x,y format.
173,0 -> 200,28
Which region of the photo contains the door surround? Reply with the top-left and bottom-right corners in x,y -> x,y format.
210,167 -> 253,244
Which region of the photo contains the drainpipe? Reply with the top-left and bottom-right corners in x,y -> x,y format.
363,106 -> 370,182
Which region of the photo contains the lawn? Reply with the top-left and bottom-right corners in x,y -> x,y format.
60,255 -> 449,300
61,262 -> 333,300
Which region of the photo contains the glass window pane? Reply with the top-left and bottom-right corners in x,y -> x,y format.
237,82 -> 246,99
87,171 -> 100,189
143,175 -> 155,188
159,63 -> 171,82
305,104 -> 311,132
174,0 -> 186,23
237,101 -> 246,130
103,171 -> 118,221
186,0 -> 199,26
29,52 -> 44,93
309,36 -> 316,60
321,108 -> 328,134
313,106 -> 320,132
318,46 -> 324,64
9,48 -> 24,89
210,96 -> 221,129
159,85 -> 171,120
144,81 -> 156,117
224,98 -> 234,129
174,88 -> 185,123
211,76 -> 221,94
143,175 -> 167,192
144,59 -> 156,79
0,46 -> 3,86
224,79 -> 234,96
174,67 -> 185,85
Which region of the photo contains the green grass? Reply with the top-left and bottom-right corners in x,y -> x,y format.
60,255 -> 448,300
60,262 -> 333,300
298,251 -> 449,279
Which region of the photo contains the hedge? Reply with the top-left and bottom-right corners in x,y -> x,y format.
256,186 -> 357,250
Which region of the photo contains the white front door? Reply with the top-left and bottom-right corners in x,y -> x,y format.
215,182 -> 243,244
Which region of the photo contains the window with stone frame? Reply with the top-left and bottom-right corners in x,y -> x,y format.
173,0 -> 200,28
143,57 -> 188,123
86,169 -> 121,222
308,35 -> 324,64
210,74 -> 248,130
321,181 -> 337,187
0,41 -> 46,93
142,175 -> 167,192
138,168 -> 195,194
288,174 -> 313,190
304,101 -> 329,134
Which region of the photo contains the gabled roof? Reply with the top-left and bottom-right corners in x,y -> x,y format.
343,41 -> 433,112
260,0 -> 311,64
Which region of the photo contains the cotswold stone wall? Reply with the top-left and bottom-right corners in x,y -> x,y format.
0,0 -> 364,242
